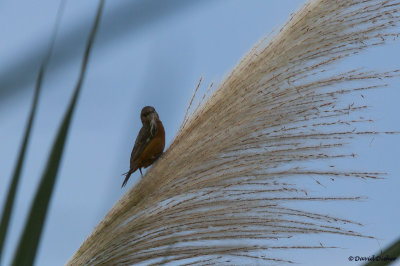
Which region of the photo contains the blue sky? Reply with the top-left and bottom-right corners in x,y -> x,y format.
0,1 -> 399,265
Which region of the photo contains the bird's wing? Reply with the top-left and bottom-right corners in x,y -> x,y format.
130,125 -> 153,169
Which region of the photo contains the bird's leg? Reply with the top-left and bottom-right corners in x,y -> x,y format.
139,168 -> 143,177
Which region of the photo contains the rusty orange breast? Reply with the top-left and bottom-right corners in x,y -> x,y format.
135,120 -> 165,168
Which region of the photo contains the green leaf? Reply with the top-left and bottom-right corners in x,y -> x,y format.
0,0 -> 66,263
0,1 -> 68,261
364,238 -> 400,266
10,1 -> 104,265
0,64 -> 42,263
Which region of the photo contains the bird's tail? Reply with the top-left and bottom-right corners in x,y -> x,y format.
121,168 -> 135,188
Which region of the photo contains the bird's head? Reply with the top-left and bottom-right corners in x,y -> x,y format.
140,106 -> 159,136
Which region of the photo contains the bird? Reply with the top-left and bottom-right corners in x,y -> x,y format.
122,106 -> 165,187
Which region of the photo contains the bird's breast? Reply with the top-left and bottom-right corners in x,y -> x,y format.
134,120 -> 165,168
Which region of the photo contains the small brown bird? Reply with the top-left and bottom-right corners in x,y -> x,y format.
122,106 -> 165,187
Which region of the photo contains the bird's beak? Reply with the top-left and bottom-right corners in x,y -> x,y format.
149,113 -> 158,136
